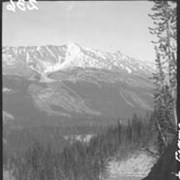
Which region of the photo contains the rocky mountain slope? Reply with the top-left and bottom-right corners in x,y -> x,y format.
3,43 -> 155,127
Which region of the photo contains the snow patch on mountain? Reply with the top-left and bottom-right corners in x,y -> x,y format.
3,43 -> 155,80
3,111 -> 14,125
60,43 -> 82,69
3,87 -> 12,93
125,67 -> 132,74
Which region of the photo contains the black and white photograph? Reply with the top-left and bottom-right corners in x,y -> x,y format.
2,1 -> 178,180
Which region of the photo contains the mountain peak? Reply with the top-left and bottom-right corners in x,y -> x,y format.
67,42 -> 81,49
66,42 -> 81,58
114,50 -> 122,55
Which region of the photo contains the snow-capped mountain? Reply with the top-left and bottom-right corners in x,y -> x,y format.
3,43 -> 155,81
3,43 -> 155,127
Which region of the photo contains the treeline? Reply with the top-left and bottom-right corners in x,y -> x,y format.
4,113 -> 153,180
3,123 -> 108,159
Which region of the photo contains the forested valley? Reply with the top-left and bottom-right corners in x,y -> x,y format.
3,1 -> 178,180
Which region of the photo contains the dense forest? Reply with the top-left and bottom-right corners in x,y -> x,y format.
3,123 -> 108,157
3,113 -> 155,180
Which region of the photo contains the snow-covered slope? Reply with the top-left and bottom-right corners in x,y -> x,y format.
3,43 -> 155,81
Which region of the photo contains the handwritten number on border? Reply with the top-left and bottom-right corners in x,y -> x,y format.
6,0 -> 39,12
17,0 -> 26,11
6,0 -> 16,12
27,0 -> 39,10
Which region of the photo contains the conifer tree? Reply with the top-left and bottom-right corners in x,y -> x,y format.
148,0 -> 177,152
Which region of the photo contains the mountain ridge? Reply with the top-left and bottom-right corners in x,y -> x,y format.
3,43 -> 155,82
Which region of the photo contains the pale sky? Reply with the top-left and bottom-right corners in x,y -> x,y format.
3,1 -> 156,61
